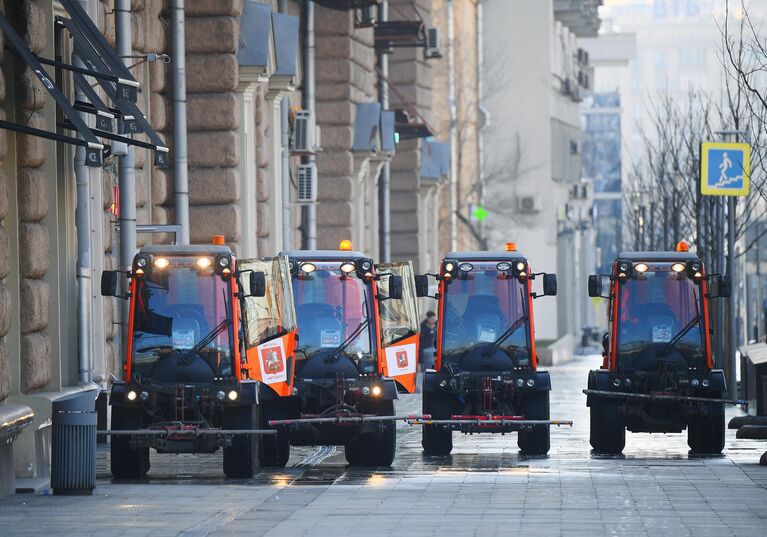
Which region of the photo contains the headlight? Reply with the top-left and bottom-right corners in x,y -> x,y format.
526,379 -> 535,387
218,256 -> 230,267
127,390 -> 138,401
301,262 -> 316,274
139,391 -> 150,401
361,386 -> 370,396
444,262 -> 455,273
439,379 -> 448,388
136,257 -> 147,268
340,262 -> 355,274
496,262 -> 511,271
624,378 -> 632,387
154,257 -> 169,269
671,263 -> 686,273
634,263 -> 648,273
516,262 -> 526,272
690,379 -> 700,387
515,378 -> 524,388
196,257 -> 212,269
701,379 -> 710,387
361,260 -> 372,271
228,390 -> 239,401
612,378 -> 621,387
216,391 -> 226,401
371,386 -> 382,397
618,261 -> 630,272
458,263 -> 473,272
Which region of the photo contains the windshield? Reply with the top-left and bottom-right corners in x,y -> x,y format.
441,263 -> 531,365
131,257 -> 234,379
240,257 -> 296,347
616,263 -> 706,367
292,263 -> 375,372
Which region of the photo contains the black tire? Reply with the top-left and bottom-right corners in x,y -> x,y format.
110,405 -> 150,479
422,393 -> 453,456
365,402 -> 397,466
344,436 -> 366,465
589,398 -> 625,454
259,402 -> 291,468
223,405 -> 258,478
518,390 -> 550,455
688,397 -> 725,454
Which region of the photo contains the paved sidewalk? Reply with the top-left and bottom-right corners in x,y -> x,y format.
1,356 -> 766,536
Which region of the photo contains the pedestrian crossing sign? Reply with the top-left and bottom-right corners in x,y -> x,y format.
700,141 -> 750,196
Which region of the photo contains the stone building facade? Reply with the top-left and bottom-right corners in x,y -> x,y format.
0,0 -> 483,494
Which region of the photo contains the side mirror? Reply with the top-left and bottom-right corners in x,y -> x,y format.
543,273 -> 557,296
248,271 -> 266,298
387,275 -> 403,300
588,275 -> 602,298
711,274 -> 732,298
415,275 -> 430,297
101,271 -> 119,297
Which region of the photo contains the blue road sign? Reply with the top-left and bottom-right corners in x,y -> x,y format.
700,142 -> 750,196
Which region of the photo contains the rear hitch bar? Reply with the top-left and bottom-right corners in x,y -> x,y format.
269,414 -> 431,426
98,429 -> 277,436
583,389 -> 748,407
404,418 -> 573,427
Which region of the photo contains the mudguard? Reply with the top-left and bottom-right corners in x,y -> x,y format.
708,369 -> 726,393
533,370 -> 552,391
586,369 -> 613,406
380,377 -> 399,401
423,370 -> 441,393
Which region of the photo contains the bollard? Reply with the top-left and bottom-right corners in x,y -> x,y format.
51,389 -> 100,495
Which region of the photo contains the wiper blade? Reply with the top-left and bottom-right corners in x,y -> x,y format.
659,315 -> 700,356
326,319 -> 369,363
178,319 -> 230,365
483,314 -> 528,357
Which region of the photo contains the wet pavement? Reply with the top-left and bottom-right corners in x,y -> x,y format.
2,355 -> 767,536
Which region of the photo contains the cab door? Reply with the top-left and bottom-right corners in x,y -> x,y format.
238,255 -> 298,397
375,262 -> 420,393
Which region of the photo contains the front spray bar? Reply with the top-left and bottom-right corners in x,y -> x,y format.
583,389 -> 747,407
269,414 -> 432,426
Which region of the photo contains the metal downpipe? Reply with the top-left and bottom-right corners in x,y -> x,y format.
304,0 -> 317,249
279,1 -> 292,250
378,1 -> 391,262
171,0 -> 190,245
75,0 -> 93,384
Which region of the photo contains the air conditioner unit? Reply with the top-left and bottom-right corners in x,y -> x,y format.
425,27 -> 441,59
517,195 -> 542,213
297,164 -> 317,203
292,110 -> 316,153
355,6 -> 376,28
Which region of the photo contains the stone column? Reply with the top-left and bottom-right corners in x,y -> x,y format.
314,7 -> 376,251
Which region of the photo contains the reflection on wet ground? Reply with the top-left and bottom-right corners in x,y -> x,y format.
3,355 -> 766,536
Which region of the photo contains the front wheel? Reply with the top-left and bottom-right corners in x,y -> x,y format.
346,400 -> 397,467
110,405 -> 150,479
223,405 -> 258,478
422,393 -> 453,455
259,402 -> 291,468
688,397 -> 725,454
589,398 -> 625,454
518,390 -> 550,455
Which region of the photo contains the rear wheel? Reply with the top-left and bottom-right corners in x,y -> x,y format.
223,405 -> 258,478
589,398 -> 625,454
518,390 -> 550,455
688,396 -> 725,454
110,405 -> 150,479
422,393 -> 453,456
259,401 -> 291,468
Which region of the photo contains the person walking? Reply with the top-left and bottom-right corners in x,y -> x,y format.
420,311 -> 437,370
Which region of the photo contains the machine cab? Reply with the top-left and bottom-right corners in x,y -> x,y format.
282,247 -> 421,393
589,247 -> 731,375
102,244 -> 296,388
429,248 -> 557,374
